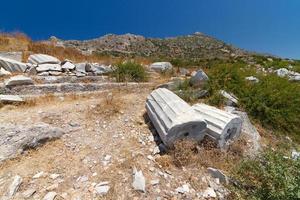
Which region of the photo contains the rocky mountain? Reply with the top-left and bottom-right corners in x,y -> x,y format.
51,32 -> 251,60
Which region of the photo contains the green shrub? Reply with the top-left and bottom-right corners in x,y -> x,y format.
113,61 -> 148,82
231,149 -> 300,200
206,64 -> 300,140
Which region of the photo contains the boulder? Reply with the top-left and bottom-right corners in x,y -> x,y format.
28,54 -> 60,65
0,56 -> 28,72
190,70 -> 209,86
150,62 -> 173,72
146,88 -> 207,147
0,123 -> 65,162
0,67 -> 12,76
4,75 -> 34,87
36,64 -> 62,72
275,68 -> 289,77
220,90 -> 238,106
0,95 -> 24,104
61,61 -> 75,70
192,103 -> 242,148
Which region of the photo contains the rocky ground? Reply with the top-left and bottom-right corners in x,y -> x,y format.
0,82 -> 231,200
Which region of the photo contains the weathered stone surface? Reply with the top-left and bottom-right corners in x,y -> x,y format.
22,188 -> 36,199
274,68 -> 300,81
146,88 -> 207,147
132,168 -> 146,192
150,62 -> 173,72
175,184 -> 190,194
220,90 -> 238,106
95,182 -> 110,195
4,75 -> 34,87
6,175 -> 22,198
75,63 -> 87,73
207,167 -> 229,184
28,54 -> 60,65
0,56 -> 27,72
0,95 -> 24,104
42,192 -> 57,200
190,69 -> 209,86
192,103 -> 242,148
245,76 -> 259,83
0,51 -> 22,62
0,123 -> 65,162
0,68 -> 12,76
61,61 -> 75,70
232,111 -> 261,155
36,64 -> 62,72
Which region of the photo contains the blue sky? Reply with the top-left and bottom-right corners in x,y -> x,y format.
0,0 -> 299,59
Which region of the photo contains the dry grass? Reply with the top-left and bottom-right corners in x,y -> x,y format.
86,91 -> 125,120
0,32 -> 30,52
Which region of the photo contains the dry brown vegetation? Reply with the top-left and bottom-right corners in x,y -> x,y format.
0,32 -> 30,52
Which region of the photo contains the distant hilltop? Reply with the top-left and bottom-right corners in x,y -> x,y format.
48,32 -> 255,60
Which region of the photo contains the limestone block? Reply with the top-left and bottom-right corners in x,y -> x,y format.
0,95 -> 24,104
36,64 -> 62,72
146,88 -> 207,147
0,56 -> 27,72
5,75 -> 34,87
28,54 -> 60,65
192,103 -> 242,148
190,70 -> 209,86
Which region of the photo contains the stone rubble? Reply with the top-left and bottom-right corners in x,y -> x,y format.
6,175 -> 22,198
220,90 -> 238,106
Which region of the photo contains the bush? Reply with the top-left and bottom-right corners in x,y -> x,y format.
231,149 -> 300,200
206,64 -> 300,140
113,61 -> 148,82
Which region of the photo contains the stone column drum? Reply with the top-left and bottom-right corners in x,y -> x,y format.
192,103 -> 242,149
146,88 -> 207,147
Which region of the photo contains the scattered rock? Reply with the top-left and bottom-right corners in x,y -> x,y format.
95,182 -> 110,196
220,90 -> 238,106
202,187 -> 217,198
49,174 -> 60,180
0,52 -> 22,62
245,76 -> 259,83
4,75 -> 34,87
33,171 -> 45,179
291,150 -> 300,160
175,184 -> 189,194
207,167 -> 229,184
22,188 -> 36,199
43,191 -> 57,200
132,167 -> 146,192
150,179 -> 160,186
190,69 -> 209,86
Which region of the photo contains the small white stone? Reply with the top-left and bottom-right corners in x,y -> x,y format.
33,171 -> 45,179
175,184 -> 189,194
95,182 -> 110,196
43,191 -> 57,200
202,187 -> 217,198
132,169 -> 146,192
49,174 -> 60,180
150,179 -> 160,186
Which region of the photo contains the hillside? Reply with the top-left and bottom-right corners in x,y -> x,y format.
53,32 -> 250,59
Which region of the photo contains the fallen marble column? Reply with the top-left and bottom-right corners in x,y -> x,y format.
192,103 -> 242,149
146,88 -> 207,147
28,54 -> 60,65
